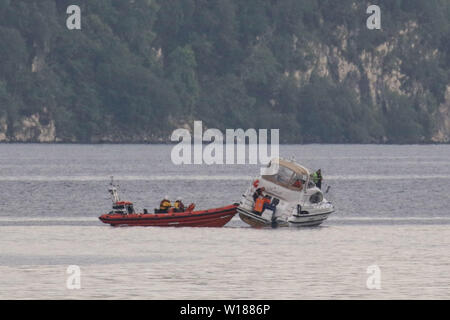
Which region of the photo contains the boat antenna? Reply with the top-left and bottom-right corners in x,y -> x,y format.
108,176 -> 120,203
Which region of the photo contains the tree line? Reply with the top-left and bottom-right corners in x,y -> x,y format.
0,0 -> 448,143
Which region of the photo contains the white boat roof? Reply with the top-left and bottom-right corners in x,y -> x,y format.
273,158 -> 311,176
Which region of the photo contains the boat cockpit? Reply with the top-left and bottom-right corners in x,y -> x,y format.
110,201 -> 135,215
262,159 -> 312,191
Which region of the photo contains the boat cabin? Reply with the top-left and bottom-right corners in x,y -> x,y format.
262,158 -> 311,191
107,177 -> 135,215
111,201 -> 135,215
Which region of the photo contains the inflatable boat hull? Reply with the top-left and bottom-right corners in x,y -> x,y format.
99,204 -> 238,228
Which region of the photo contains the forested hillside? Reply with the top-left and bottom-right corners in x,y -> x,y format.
0,0 -> 449,143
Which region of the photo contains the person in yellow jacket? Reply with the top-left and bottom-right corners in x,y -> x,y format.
174,198 -> 185,212
311,169 -> 323,189
159,196 -> 172,212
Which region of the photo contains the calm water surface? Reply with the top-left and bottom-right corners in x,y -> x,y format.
0,144 -> 449,299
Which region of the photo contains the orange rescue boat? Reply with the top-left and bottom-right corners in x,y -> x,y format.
99,203 -> 238,227
98,177 -> 237,227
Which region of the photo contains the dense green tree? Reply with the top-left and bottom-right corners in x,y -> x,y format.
0,0 -> 448,143
167,45 -> 199,115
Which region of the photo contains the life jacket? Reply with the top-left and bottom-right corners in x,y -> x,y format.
174,200 -> 184,210
254,197 -> 265,213
312,172 -> 319,183
160,199 -> 172,210
293,180 -> 303,188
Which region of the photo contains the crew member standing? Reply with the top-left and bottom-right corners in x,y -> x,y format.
312,169 -> 323,189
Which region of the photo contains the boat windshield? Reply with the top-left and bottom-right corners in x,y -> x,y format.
263,165 -> 308,191
275,166 -> 293,185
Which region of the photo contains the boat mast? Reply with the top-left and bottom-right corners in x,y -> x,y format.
108,176 -> 120,203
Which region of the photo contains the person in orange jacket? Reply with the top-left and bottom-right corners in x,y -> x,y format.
254,195 -> 272,215
253,197 -> 265,214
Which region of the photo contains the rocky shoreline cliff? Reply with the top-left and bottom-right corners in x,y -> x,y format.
0,1 -> 448,143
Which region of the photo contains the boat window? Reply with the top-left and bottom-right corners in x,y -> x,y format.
262,165 -> 296,188
262,165 -> 311,190
307,181 -> 316,189
290,173 -> 307,190
275,166 -> 295,185
127,205 -> 134,214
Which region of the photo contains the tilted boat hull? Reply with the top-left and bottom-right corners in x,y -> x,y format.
287,212 -> 333,227
238,207 -> 333,228
99,204 -> 238,228
236,157 -> 335,228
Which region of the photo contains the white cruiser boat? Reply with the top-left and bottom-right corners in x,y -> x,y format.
237,158 -> 334,228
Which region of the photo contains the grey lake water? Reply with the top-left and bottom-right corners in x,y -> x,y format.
0,144 -> 449,299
